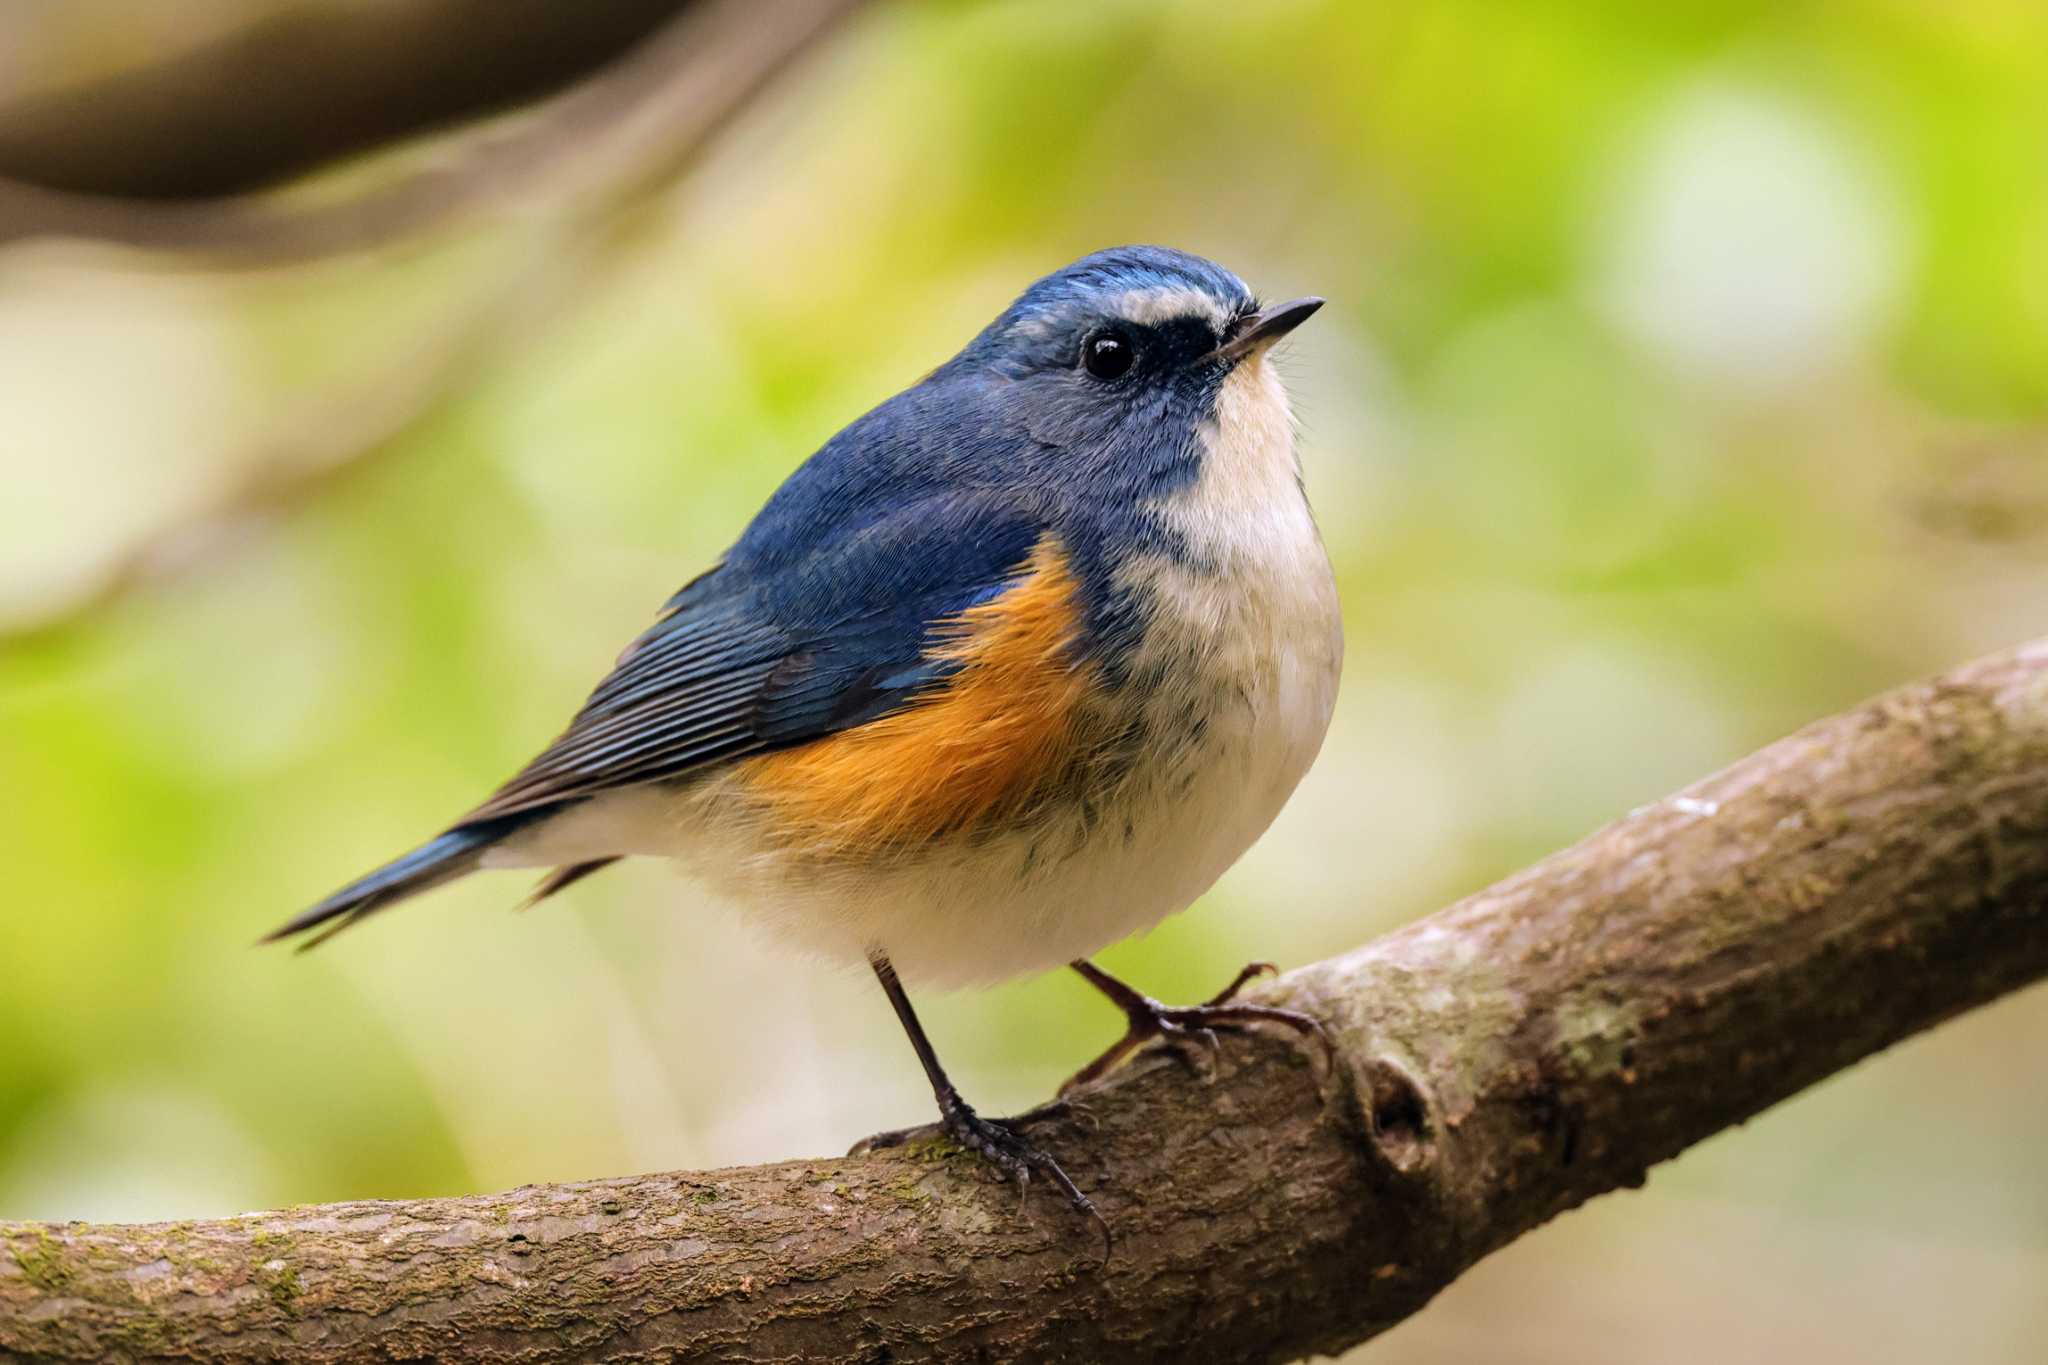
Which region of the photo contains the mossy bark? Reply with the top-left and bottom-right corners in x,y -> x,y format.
6,641 -> 2048,1363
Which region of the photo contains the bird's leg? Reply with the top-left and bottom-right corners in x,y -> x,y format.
1060,959 -> 1332,1096
855,951 -> 1108,1252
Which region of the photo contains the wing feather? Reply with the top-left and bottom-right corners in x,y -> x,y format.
460,495 -> 1049,825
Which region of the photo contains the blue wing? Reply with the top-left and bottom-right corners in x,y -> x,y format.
268,491 -> 1048,946
462,492 -> 1046,822
269,409 -> 1063,948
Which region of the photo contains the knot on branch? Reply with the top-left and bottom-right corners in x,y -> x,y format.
1362,1057 -> 1435,1175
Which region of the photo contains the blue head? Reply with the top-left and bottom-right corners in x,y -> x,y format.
724,246 -> 1321,661
935,246 -> 1319,495
739,245 -> 1320,535
954,244 -> 1258,378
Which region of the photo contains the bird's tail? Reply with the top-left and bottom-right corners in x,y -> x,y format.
262,813 -> 537,951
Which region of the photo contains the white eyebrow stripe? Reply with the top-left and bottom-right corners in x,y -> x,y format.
1113,285 -> 1232,329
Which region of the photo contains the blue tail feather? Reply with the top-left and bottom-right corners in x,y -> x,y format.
264,815 -> 533,948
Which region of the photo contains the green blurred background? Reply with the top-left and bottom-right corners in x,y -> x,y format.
3,1 -> 2046,1359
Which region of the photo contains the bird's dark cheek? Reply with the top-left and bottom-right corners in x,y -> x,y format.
1019,387 -> 1115,446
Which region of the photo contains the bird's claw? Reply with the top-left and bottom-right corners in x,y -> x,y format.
852,1093 -> 1110,1260
1205,960 -> 1278,1006
848,1122 -> 929,1157
1060,961 -> 1333,1096
937,1091 -> 1110,1259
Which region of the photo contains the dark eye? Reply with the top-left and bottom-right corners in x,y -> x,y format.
1082,328 -> 1135,380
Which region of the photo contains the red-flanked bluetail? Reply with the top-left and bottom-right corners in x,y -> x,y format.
269,247 -> 1342,1244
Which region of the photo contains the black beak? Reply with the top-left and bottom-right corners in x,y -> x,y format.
1210,296 -> 1324,363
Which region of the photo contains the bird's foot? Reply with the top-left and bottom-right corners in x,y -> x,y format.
853,1091 -> 1109,1258
1060,961 -> 1333,1096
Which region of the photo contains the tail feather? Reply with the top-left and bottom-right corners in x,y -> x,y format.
517,858 -> 621,912
263,817 -> 528,949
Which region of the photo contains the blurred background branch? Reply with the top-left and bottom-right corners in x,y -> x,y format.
6,639 -> 2047,1362
0,1 -> 697,199
0,0 -> 865,262
0,230 -> 591,654
0,0 -> 867,648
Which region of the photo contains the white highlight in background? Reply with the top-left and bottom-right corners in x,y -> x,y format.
1587,82 -> 1911,398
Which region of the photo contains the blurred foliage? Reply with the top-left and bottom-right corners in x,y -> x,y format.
3,1 -> 2047,1359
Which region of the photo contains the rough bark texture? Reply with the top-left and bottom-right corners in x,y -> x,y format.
5,640 -> 2048,1362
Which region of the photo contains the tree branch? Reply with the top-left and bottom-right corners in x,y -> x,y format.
6,639 -> 2048,1362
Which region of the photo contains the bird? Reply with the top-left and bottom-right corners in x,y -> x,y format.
267,244 -> 1343,1238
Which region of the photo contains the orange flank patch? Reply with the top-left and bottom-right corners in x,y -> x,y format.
737,538 -> 1096,855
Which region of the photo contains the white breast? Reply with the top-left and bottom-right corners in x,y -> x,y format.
1102,352 -> 1346,937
